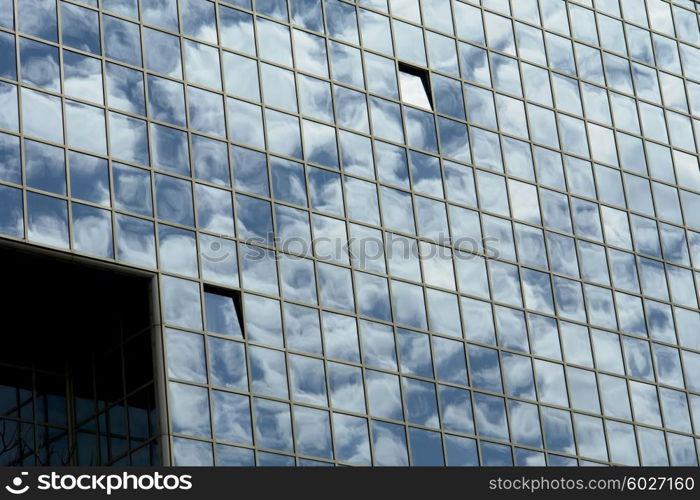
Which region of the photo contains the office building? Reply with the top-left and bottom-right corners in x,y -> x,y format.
0,0 -> 700,466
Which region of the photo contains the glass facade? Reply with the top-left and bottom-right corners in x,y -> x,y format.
0,0 -> 699,466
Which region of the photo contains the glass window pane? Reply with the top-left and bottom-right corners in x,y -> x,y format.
473,393 -> 509,441
115,214 -> 156,268
109,112 -> 150,166
223,53 -> 259,101
143,28 -> 182,79
227,99 -> 265,150
196,184 -> 234,236
294,406 -> 333,460
18,0 -> 57,42
25,139 -> 65,195
250,346 -> 288,399
355,271 -> 391,322
240,244 -> 278,295
279,254 -> 316,304
245,294 -> 283,347
528,314 -> 561,360
508,400 -> 542,448
161,276 -> 202,330
103,0 -> 138,18
21,88 -> 63,143
220,6 -> 255,55
142,0 -> 178,31
409,428 -> 443,466
66,101 -> 106,155
235,194 -> 273,245
257,18 -> 292,66
372,420 -> 408,466
104,15 -> 141,67
567,367 -> 600,413
63,51 -> 103,105
182,0 -> 217,43
173,438 -> 213,466
208,336 -> 247,391
541,407 -> 575,455
318,262 -> 354,311
266,109 -> 302,159
62,2 -> 100,54
0,32 -> 15,81
294,29 -> 329,77
328,362 -> 365,413
502,352 -> 535,399
370,97 -> 405,143
535,360 -> 568,406
289,351 -> 326,404
73,203 -> 113,258
199,234 -> 238,287
254,398 -> 293,453
427,289 -> 461,338
213,391 -> 252,445
333,413 -> 370,465
155,174 -> 194,226
20,38 -> 60,92
0,185 -> 24,238
359,319 -> 394,370
468,345 -> 501,392
166,328 -> 207,383
27,192 -> 68,248
284,303 -> 322,355
147,77 -> 186,128
439,386 -> 474,434
391,281 -> 427,330
331,41 -> 363,89
188,87 -> 226,137
169,382 -> 210,438
366,370 -> 403,420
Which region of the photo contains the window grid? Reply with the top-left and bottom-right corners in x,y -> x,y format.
0,0 -> 699,466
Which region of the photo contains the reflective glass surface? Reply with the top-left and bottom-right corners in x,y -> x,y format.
2,0 -> 700,468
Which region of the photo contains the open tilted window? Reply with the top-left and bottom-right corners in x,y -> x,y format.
398,63 -> 433,110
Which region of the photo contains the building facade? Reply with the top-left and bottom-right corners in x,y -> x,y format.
0,0 -> 700,466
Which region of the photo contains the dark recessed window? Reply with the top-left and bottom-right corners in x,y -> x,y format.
0,246 -> 159,466
398,63 -> 432,110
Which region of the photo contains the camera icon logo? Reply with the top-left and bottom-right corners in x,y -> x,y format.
201,239 -> 231,263
5,472 -> 29,495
